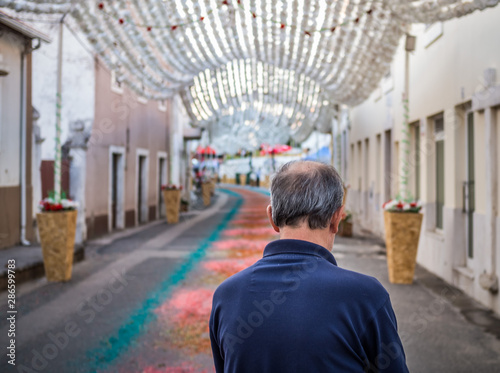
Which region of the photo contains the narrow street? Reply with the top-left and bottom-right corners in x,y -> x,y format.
1,187 -> 500,373
1,2 -> 500,372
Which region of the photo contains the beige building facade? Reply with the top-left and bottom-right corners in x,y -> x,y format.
347,6 -> 500,314
84,60 -> 173,239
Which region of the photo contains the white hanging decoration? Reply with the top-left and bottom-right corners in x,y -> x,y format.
2,0 -> 499,148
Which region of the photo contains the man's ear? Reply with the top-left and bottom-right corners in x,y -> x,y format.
330,205 -> 345,235
266,205 -> 280,233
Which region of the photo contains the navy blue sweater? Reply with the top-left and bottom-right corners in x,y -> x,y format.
209,239 -> 408,372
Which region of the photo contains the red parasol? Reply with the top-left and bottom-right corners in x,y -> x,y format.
196,145 -> 217,155
205,145 -> 217,155
260,144 -> 291,156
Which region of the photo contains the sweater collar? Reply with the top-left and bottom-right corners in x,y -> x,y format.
263,239 -> 338,266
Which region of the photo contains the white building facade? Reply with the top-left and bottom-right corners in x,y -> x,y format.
347,6 -> 500,314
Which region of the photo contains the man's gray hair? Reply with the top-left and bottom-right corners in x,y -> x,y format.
270,160 -> 344,229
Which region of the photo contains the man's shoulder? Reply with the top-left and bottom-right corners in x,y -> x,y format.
213,262 -> 256,299
328,266 -> 390,302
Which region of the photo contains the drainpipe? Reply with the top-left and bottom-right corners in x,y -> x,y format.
20,47 -> 30,246
20,38 -> 41,247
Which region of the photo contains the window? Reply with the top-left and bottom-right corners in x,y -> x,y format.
435,117 -> 445,229
466,112 -> 475,258
376,134 -> 381,195
381,66 -> 394,94
138,84 -> 148,104
384,130 -> 392,201
357,141 -> 362,191
394,141 -> 400,197
364,138 -> 370,191
423,23 -> 443,48
158,99 -> 167,112
110,69 -> 124,95
364,138 -> 370,216
350,144 -> 355,185
342,130 -> 348,179
414,124 -> 421,200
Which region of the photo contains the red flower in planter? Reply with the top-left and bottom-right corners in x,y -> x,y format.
39,196 -> 78,212
396,201 -> 404,209
162,184 -> 183,191
410,202 -> 417,207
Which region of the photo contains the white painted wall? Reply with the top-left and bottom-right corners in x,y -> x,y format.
31,23 -> 95,160
0,31 -> 23,187
170,94 -> 189,185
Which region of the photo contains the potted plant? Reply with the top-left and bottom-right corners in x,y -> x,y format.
338,210 -> 353,237
201,176 -> 212,206
383,199 -> 423,284
162,184 -> 183,224
210,175 -> 217,195
37,192 -> 78,282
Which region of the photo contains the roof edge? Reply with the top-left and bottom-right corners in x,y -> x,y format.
0,11 -> 51,43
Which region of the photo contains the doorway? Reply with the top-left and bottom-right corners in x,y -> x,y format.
465,111 -> 475,260
109,147 -> 125,231
111,153 -> 120,229
137,151 -> 149,224
384,129 -> 392,202
158,154 -> 167,218
435,116 -> 445,230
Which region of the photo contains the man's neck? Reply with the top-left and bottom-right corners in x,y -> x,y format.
279,226 -> 335,251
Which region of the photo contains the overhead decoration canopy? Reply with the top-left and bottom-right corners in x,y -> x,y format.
1,0 -> 498,149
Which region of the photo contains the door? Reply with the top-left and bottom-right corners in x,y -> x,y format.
464,112 -> 475,260
138,155 -> 147,223
435,117 -> 445,230
384,130 -> 392,202
111,153 -> 120,229
414,124 -> 420,200
158,157 -> 166,218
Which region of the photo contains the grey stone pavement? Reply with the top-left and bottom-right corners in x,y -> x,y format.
0,186 -> 499,372
333,235 -> 500,373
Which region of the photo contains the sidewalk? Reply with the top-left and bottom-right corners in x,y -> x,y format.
0,243 -> 84,291
333,235 -> 500,372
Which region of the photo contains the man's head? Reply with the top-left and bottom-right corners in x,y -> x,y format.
266,160 -> 344,247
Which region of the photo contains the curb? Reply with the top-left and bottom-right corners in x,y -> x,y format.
0,244 -> 85,291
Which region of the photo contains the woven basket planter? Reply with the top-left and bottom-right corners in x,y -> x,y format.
209,179 -> 216,195
384,211 -> 423,284
338,221 -> 353,237
202,182 -> 211,206
259,175 -> 270,188
37,210 -> 77,282
163,189 -> 181,224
